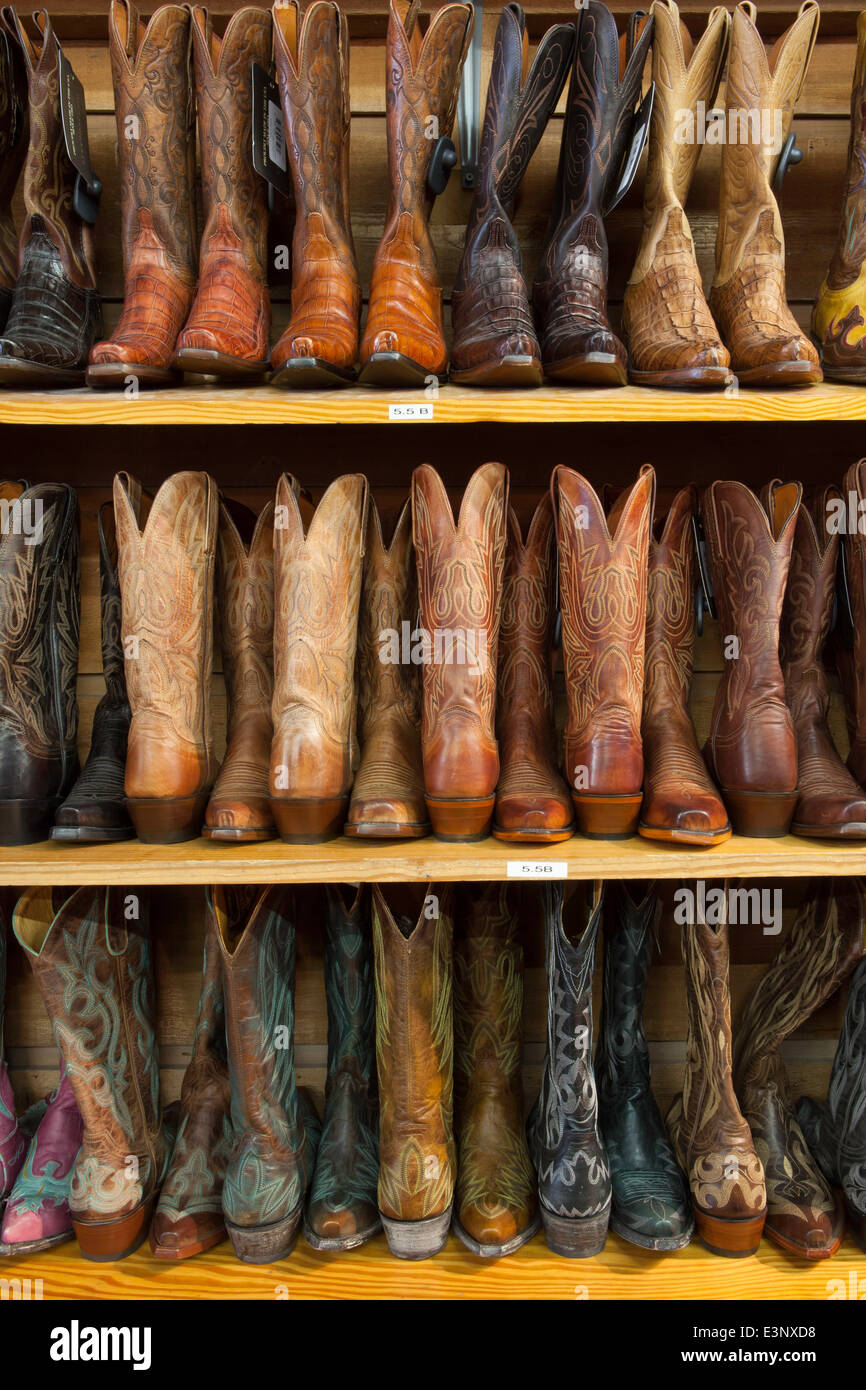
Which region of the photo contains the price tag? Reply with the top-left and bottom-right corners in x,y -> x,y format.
251,62 -> 291,197
58,48 -> 101,222
388,403 -> 434,421
506,861 -> 568,879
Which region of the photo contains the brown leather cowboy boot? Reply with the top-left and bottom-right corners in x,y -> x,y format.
708,1 -> 822,387
270,472 -> 367,843
622,1 -> 732,387
359,0 -> 473,387
115,470 -> 218,843
701,479 -> 800,837
173,5 -> 271,379
345,498 -> 428,839
204,496 -> 277,842
640,486 -> 730,846
839,460 -> 866,788
88,1 -> 197,388
0,14 -> 27,332
271,0 -> 360,388
493,496 -> 574,843
552,465 -> 654,839
412,463 -> 508,841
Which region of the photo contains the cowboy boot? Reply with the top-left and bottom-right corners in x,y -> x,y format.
210,885 -> 320,1263
0,10 -> 102,384
53,502 -> 134,842
493,496 -> 574,843
204,496 -> 276,842
151,919 -> 232,1259
14,886 -> 167,1261
449,4 -> 573,387
734,878 -> 865,1260
0,16 -> 27,332
622,2 -> 732,387
839,460 -> 866,788
0,1070 -> 82,1255
0,912 -> 27,1208
115,470 -> 218,843
359,0 -> 473,387
708,1 -> 822,387
641,486 -> 730,846
552,465 -> 654,839
0,480 -> 79,846
667,883 -> 766,1257
452,883 -> 538,1258
529,882 -> 610,1258
700,479 -> 801,837
305,885 -> 380,1251
372,883 -> 455,1259
172,6 -> 271,379
270,472 -> 367,843
533,3 -> 654,386
345,498 -> 428,839
271,0 -> 360,388
87,1 -> 197,388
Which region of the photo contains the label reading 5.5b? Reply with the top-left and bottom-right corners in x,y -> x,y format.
506,861 -> 568,879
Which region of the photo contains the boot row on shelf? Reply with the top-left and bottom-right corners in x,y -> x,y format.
1,0 -> 864,391
2,876 -> 865,1265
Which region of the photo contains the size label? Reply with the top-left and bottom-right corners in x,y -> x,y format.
268,100 -> 286,169
388,403 -> 434,421
506,861 -> 568,879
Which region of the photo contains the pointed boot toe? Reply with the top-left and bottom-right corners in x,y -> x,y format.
150,1208 -> 226,1260
764,1198 -> 844,1261
610,1190 -> 695,1252
305,1199 -> 381,1251
454,1200 -> 540,1258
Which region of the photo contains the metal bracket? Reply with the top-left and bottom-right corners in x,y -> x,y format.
457,0 -> 483,189
772,130 -> 803,197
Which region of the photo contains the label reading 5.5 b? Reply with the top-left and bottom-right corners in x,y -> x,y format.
506,861 -> 568,879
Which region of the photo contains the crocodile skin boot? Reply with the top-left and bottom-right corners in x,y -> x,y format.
0,10 -> 102,384
597,882 -> 694,1251
14,886 -> 167,1262
529,882 -> 610,1258
839,460 -> 866,789
173,6 -> 271,379
345,498 -> 428,839
453,883 -> 538,1258
210,884 -> 320,1264
413,463 -> 507,841
701,479 -> 801,836
622,1 -> 732,387
305,885 -> 380,1251
450,4 -> 573,387
204,496 -> 276,842
359,0 -> 473,387
372,883 -> 455,1259
271,0 -> 360,388
708,1 -> 822,386
533,2 -> 653,385
0,912 -> 27,1208
87,0 -> 197,388
0,1070 -> 82,1255
641,486 -> 730,846
0,481 -> 79,846
115,470 -> 218,843
734,878 -> 865,1260
0,15 -> 27,332
552,465 -> 654,839
493,497 -> 574,843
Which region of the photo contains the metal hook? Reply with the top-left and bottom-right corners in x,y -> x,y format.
457,0 -> 483,189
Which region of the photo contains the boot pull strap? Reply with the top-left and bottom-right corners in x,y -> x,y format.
115,471 -> 142,526
500,21 -> 574,207
97,499 -> 118,579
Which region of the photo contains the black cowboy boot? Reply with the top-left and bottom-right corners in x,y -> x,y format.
0,17 -> 28,332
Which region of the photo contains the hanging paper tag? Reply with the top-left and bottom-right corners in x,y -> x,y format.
58,48 -> 101,222
252,62 -> 291,197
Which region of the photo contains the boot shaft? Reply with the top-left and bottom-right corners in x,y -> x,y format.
322,885 -> 375,1087
356,499 -> 420,741
827,955 -> 866,1160
453,883 -> 524,1093
644,486 -> 696,717
496,497 -> 557,757
780,489 -> 839,727
825,12 -> 866,295
842,460 -> 866,756
597,882 -> 657,1101
216,496 -> 274,729
539,882 -> 603,1128
0,16 -> 28,287
97,500 -> 127,706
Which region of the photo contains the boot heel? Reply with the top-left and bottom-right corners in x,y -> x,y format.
722,789 -> 798,838
270,797 -> 348,843
127,795 -> 207,843
695,1206 -> 766,1258
540,1200 -> 610,1258
425,797 -> 494,842
0,798 -> 61,846
380,1205 -> 453,1260
571,793 -> 642,839
225,1204 -> 302,1264
73,1197 -> 155,1262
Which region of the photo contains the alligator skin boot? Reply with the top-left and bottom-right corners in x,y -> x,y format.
115,470 -> 217,843
552,465 -> 654,839
667,885 -> 766,1257
359,0 -> 473,387
305,885 -> 380,1251
597,882 -> 694,1251
413,463 -> 507,841
533,2 -> 654,385
211,885 -> 320,1263
270,472 -> 367,843
0,480 -> 79,846
0,1071 -> 82,1255
529,882 -> 611,1258
622,1 -> 732,388
734,878 -> 865,1260
700,479 -> 801,836
452,883 -> 538,1258
641,486 -> 730,846
53,503 -> 134,843
0,913 -> 27,1208
87,1 -> 197,388
0,10 -> 102,384
271,0 -> 360,388
708,1 -> 822,387
840,460 -> 866,789
14,886 -> 167,1261
493,497 -> 574,843
172,6 -> 271,379
0,15 -> 27,333
449,5 -> 573,387
372,883 -> 455,1259
344,499 -> 428,839
204,497 -> 276,842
